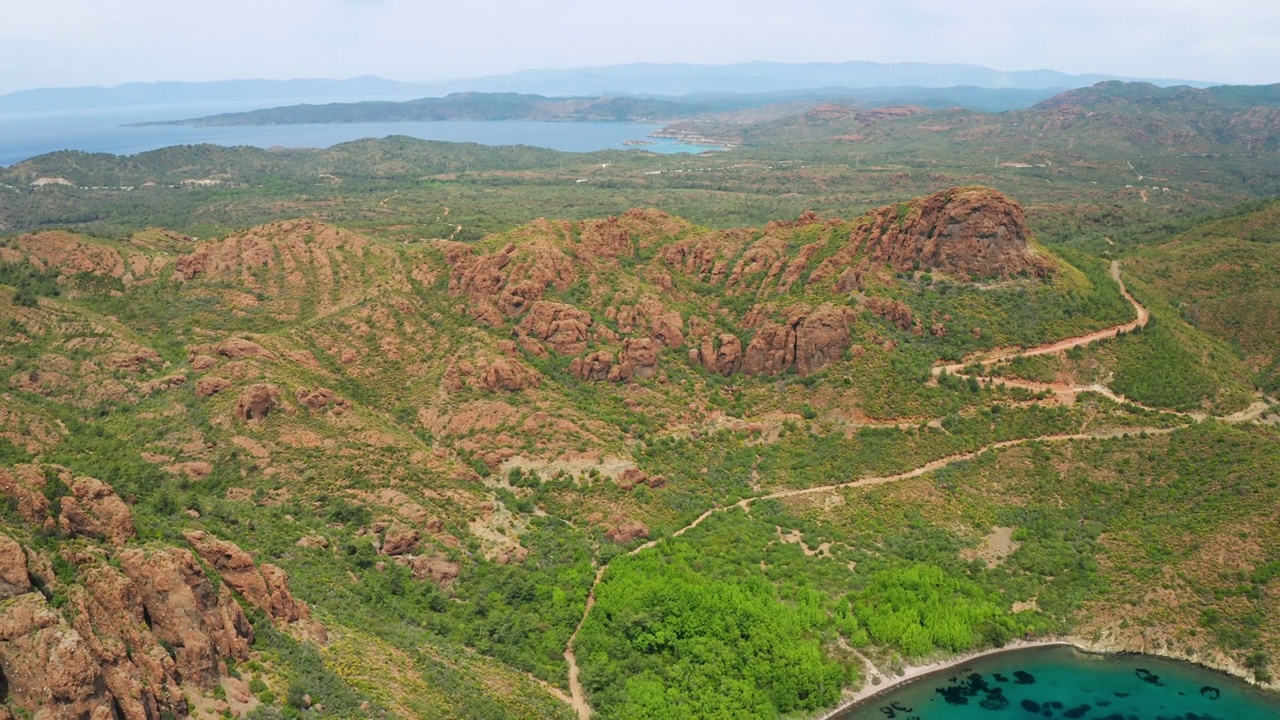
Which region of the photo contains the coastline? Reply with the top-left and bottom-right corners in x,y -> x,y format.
816,639 -> 1074,719
816,636 -> 1280,719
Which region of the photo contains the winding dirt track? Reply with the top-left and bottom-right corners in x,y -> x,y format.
558,262 -> 1262,719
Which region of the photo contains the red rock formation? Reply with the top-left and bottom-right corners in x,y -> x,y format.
738,305 -> 855,377
445,357 -> 541,393
692,334 -> 742,377
71,564 -> 187,720
814,188 -> 1052,282
58,476 -> 135,546
233,383 -> 282,421
0,534 -> 29,599
380,523 -> 420,556
0,465 -> 51,525
195,376 -> 232,398
295,386 -> 349,412
0,593 -> 117,720
213,337 -> 276,361
517,301 -> 592,355
408,556 -> 460,585
604,517 -> 649,544
569,351 -> 614,381
619,338 -> 660,380
116,547 -> 253,690
865,297 -> 915,331
183,531 -> 310,625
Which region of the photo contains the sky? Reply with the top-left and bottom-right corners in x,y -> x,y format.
2,0 -> 1279,93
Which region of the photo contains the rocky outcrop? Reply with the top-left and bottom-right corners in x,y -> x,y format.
213,337 -> 276,361
604,517 -> 649,544
814,188 -> 1053,282
443,357 -> 540,393
569,351 -> 614,381
0,465 -> 50,525
618,338 -> 660,380
436,220 -> 579,321
183,530 -> 310,624
517,301 -> 593,355
70,563 -> 187,720
380,523 -> 420,557
406,555 -> 460,585
117,547 -> 252,689
692,333 -> 742,377
295,386 -> 349,413
0,592 -> 117,720
233,383 -> 282,421
865,297 -> 915,331
0,534 -> 30,599
736,305 -> 856,377
58,476 -> 135,546
195,376 -> 232,398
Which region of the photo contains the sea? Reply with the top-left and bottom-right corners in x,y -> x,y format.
836,645 -> 1280,720
0,104 -> 722,167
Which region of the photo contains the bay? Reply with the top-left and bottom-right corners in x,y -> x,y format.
836,646 -> 1280,720
0,106 -> 720,167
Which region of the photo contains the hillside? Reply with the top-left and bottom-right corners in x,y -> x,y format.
1,184 -> 1277,719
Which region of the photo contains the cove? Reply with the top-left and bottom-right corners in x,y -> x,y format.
834,645 -> 1280,720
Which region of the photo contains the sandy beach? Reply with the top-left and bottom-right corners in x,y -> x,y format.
817,639 -> 1076,719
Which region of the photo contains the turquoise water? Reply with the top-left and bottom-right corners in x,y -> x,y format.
837,646 -> 1280,720
0,108 -> 722,166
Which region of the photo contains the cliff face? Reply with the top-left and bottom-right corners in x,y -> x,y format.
0,465 -> 313,720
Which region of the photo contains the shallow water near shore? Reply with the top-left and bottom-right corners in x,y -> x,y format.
835,646 -> 1280,719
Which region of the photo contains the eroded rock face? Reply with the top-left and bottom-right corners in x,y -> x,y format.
0,534 -> 30,599
58,476 -> 135,546
569,351 -> 614,382
0,465 -> 49,525
183,531 -> 309,625
213,337 -> 276,361
117,547 -> 253,690
71,563 -> 187,720
620,338 -> 660,380
517,301 -> 593,355
738,305 -> 855,377
692,334 -> 742,377
233,383 -> 282,421
0,592 -> 117,720
380,523 -> 420,557
604,518 -> 649,544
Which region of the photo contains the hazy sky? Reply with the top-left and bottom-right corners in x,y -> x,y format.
2,0 -> 1278,93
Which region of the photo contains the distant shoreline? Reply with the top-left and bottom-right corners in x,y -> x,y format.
817,636 -> 1280,719
817,639 -> 1074,719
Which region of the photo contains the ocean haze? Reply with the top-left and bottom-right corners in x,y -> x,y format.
0,61 -> 1209,117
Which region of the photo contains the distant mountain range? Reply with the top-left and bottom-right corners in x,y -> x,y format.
132,87 -> 1076,127
0,61 -> 1211,116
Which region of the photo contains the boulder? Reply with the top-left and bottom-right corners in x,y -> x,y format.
232,383 -> 281,421
195,376 -> 232,398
